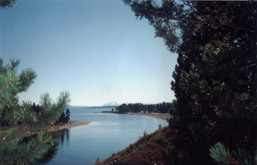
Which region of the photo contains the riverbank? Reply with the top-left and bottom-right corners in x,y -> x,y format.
65,120 -> 91,128
98,126 -> 173,164
40,120 -> 90,131
20,120 -> 91,137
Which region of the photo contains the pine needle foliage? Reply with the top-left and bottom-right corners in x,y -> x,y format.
209,142 -> 232,164
0,0 -> 16,8
124,0 -> 256,164
210,142 -> 257,165
0,58 -> 70,164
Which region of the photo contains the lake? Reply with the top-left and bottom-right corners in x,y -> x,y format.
48,107 -> 168,165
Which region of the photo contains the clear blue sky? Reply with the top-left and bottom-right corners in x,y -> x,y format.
0,0 -> 177,106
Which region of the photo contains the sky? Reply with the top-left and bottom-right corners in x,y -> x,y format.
0,0 -> 177,106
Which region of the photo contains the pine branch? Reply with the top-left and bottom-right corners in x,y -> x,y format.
0,128 -> 23,144
0,77 -> 12,95
0,0 -> 16,8
13,141 -> 44,160
0,58 -> 70,164
0,132 -> 54,164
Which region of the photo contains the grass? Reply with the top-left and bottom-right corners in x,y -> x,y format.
101,126 -> 174,164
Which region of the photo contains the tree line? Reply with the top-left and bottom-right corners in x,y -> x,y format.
0,58 -> 70,164
31,103 -> 70,125
116,102 -> 172,114
0,102 -> 70,127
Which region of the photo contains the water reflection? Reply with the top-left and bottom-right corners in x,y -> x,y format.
35,129 -> 70,164
50,128 -> 70,146
36,139 -> 59,164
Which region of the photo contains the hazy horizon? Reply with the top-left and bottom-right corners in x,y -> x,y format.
69,101 -> 173,107
1,0 -> 177,106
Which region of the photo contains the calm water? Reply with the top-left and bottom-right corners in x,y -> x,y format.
49,107 -> 168,165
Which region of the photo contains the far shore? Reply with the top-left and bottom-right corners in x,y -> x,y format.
102,111 -> 170,120
125,112 -> 170,120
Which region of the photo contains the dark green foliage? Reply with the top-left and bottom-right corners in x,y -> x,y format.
65,109 -> 70,122
54,108 -> 70,125
0,131 -> 55,164
116,102 -> 172,114
210,142 -> 257,165
209,142 -> 232,164
18,69 -> 37,92
0,58 -> 70,164
31,103 -> 43,116
0,0 -> 16,8
32,104 -> 70,125
34,140 -> 59,165
124,0 -> 256,164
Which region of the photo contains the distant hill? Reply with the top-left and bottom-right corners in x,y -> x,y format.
102,102 -> 120,107
89,102 -> 119,108
68,104 -> 119,109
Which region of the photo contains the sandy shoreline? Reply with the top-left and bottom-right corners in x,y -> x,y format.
43,120 -> 91,132
125,112 -> 170,120
102,111 -> 170,120
23,120 -> 91,137
65,120 -> 91,128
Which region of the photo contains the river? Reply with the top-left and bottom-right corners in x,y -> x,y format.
48,106 -> 168,165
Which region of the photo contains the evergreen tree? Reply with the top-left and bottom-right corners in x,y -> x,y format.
209,142 -> 256,165
124,0 -> 256,164
0,0 -> 16,8
0,58 -> 70,164
116,102 -> 171,113
54,108 -> 70,125
65,108 -> 70,123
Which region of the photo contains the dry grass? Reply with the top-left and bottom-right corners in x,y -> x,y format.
100,126 -> 174,165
